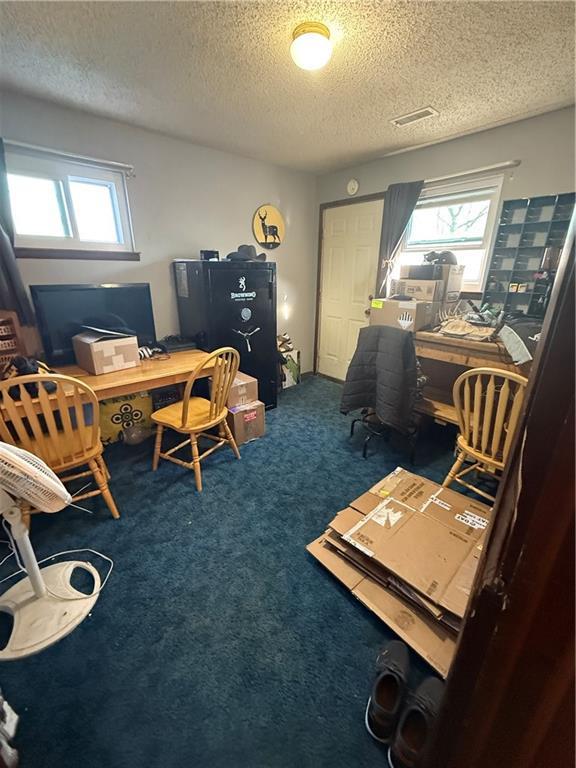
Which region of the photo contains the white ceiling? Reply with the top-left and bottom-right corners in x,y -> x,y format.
0,1 -> 574,172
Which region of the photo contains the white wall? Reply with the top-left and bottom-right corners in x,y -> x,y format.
318,108 -> 575,204
0,91 -> 318,371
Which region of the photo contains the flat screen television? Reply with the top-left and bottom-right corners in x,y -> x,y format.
31,283 -> 157,366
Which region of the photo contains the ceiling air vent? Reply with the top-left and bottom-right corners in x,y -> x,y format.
390,106 -> 439,127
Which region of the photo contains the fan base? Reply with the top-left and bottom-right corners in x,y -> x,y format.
0,561 -> 100,660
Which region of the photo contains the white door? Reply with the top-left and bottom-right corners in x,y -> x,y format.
317,200 -> 384,380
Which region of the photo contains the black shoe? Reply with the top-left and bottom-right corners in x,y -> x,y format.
365,640 -> 410,743
388,676 -> 445,768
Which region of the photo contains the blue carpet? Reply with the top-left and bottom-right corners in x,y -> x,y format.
0,376 -> 456,768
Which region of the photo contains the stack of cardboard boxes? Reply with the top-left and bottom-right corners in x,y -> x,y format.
370,264 -> 465,333
225,372 -> 266,445
307,466 -> 491,677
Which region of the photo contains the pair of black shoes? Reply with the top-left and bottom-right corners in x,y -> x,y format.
365,641 -> 444,768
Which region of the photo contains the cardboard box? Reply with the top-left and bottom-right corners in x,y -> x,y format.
72,327 -> 140,375
443,265 -> 465,302
400,264 -> 465,303
400,263 -> 446,282
227,372 -> 259,408
324,521 -> 452,628
343,468 -> 491,618
307,467 -> 492,676
307,535 -> 456,677
369,299 -> 435,332
281,349 -> 301,389
390,279 -> 444,302
226,400 -> 265,445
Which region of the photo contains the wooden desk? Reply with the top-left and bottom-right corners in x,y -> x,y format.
414,331 -> 521,372
56,349 -> 212,400
1,350 -> 212,423
413,331 -> 530,425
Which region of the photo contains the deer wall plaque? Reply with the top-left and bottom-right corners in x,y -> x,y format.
252,205 -> 285,250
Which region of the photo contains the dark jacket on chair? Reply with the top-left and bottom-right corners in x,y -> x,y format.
340,325 -> 417,434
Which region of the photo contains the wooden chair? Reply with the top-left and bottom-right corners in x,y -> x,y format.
443,367 -> 528,502
151,347 -> 241,491
0,374 -> 120,521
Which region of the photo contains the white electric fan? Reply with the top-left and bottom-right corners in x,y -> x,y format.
0,442 -> 101,660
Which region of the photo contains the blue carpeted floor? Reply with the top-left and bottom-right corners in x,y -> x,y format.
1,376 -> 456,768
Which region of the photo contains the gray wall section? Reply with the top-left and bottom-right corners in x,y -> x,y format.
318,108 -> 575,204
0,90 -> 319,371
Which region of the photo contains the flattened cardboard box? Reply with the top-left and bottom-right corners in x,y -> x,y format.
343,468 -> 491,618
226,400 -> 265,445
324,525 -> 452,629
72,327 -> 140,375
226,372 -> 259,408
326,511 -> 449,621
307,535 -> 456,677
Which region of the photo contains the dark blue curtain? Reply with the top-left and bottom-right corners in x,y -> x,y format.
0,138 -> 35,325
377,180 -> 424,296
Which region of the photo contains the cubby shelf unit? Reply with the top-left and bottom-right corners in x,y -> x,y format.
482,192 -> 575,318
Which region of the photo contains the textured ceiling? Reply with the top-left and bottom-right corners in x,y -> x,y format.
0,1 -> 574,172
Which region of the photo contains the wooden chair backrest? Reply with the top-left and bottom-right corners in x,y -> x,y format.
453,367 -> 528,465
0,374 -> 100,470
181,347 -> 240,426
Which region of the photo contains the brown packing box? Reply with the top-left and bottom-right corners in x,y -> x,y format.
353,577 -> 456,677
226,372 -> 259,408
369,299 -> 436,332
400,264 -> 465,303
226,400 -> 265,445
324,526 -> 450,627
349,491 -> 382,516
307,535 -> 456,677
369,467 -> 444,504
327,507 -> 454,627
389,278 -> 444,302
306,466 -> 491,676
343,468 -> 491,618
72,327 -> 140,375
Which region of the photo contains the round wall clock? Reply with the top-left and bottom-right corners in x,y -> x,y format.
252,205 -> 285,250
347,178 -> 359,196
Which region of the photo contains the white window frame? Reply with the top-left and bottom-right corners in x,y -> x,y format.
5,144 -> 135,252
394,174 -> 504,293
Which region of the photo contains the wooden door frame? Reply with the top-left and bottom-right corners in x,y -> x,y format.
313,193 -> 385,374
424,213 -> 575,768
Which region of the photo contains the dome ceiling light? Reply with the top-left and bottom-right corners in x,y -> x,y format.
290,22 -> 332,71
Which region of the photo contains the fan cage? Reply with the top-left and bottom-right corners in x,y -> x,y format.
0,443 -> 70,513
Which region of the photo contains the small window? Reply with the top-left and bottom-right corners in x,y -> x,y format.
406,197 -> 491,247
68,178 -> 122,244
393,176 -> 503,292
7,175 -> 69,238
5,145 -> 135,252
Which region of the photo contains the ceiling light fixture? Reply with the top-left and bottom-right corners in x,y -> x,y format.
290,22 -> 332,71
